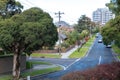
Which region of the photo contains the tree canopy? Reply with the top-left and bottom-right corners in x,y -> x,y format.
101,0 -> 120,48
101,16 -> 120,47
106,0 -> 120,16
74,15 -> 91,33
0,7 -> 58,79
0,7 -> 58,55
0,0 -> 23,18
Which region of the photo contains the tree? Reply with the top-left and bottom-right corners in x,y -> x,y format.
106,0 -> 120,16
0,7 -> 58,79
64,30 -> 81,46
75,15 -> 91,33
101,16 -> 120,47
0,0 -> 23,18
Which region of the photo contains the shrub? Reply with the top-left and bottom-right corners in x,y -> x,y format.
26,61 -> 33,69
61,62 -> 120,80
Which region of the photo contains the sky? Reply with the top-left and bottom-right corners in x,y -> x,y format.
16,0 -> 110,25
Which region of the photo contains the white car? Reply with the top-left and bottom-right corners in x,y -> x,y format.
98,39 -> 102,43
106,45 -> 112,48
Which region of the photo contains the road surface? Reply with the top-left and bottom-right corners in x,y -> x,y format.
31,35 -> 116,80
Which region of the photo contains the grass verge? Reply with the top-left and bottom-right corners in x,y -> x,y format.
112,44 -> 120,59
31,53 -> 61,58
0,66 -> 62,80
0,75 -> 12,80
26,61 -> 52,69
69,36 -> 95,58
21,66 -> 62,78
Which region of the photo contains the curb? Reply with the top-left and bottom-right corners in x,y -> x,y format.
22,65 -> 64,80
111,49 -> 120,62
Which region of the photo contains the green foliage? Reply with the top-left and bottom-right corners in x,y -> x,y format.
69,37 -> 95,58
81,30 -> 89,37
0,0 -> 23,18
106,0 -> 120,16
0,7 -> 58,56
0,0 -> 7,10
102,0 -> 120,48
101,16 -> 120,47
26,61 -> 33,69
112,44 -> 120,59
65,30 -> 80,46
74,15 -> 92,33
61,42 -> 69,48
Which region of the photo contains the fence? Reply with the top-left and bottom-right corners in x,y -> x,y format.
0,55 -> 26,74
33,45 -> 75,53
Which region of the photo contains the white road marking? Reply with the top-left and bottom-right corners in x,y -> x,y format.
65,58 -> 81,70
98,56 -> 101,65
56,64 -> 66,70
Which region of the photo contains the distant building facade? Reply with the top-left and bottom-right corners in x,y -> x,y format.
92,8 -> 114,25
111,0 -> 116,3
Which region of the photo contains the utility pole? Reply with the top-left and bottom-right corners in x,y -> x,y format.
55,11 -> 64,23
55,11 -> 64,55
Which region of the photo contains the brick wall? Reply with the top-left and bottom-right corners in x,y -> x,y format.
0,55 -> 26,74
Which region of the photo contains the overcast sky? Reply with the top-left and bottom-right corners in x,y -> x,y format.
17,0 -> 110,25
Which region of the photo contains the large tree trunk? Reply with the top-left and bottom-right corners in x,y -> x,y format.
13,52 -> 21,80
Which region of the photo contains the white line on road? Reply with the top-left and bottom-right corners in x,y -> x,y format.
98,56 -> 101,65
65,58 -> 81,70
57,64 -> 66,70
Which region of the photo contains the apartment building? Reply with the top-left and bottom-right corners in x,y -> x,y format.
92,8 -> 113,25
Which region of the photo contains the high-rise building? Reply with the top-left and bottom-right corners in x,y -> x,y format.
92,8 -> 113,25
111,0 -> 116,3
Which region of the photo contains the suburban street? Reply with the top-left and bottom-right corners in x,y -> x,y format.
31,35 -> 117,80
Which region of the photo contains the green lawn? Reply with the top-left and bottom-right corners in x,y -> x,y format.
112,45 -> 120,59
0,75 -> 12,80
26,61 -> 52,69
31,53 -> 61,58
21,66 -> 62,78
69,36 -> 95,58
0,66 -> 62,80
0,60 -> 62,80
30,61 -> 52,65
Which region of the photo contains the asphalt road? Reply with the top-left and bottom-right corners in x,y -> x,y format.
31,35 -> 116,80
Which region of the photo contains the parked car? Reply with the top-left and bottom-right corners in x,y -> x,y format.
98,39 -> 102,43
96,35 -> 98,38
106,44 -> 112,48
96,33 -> 99,38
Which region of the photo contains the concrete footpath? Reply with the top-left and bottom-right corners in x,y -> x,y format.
61,45 -> 79,59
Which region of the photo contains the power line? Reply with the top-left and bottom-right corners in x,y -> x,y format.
25,0 -> 36,7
